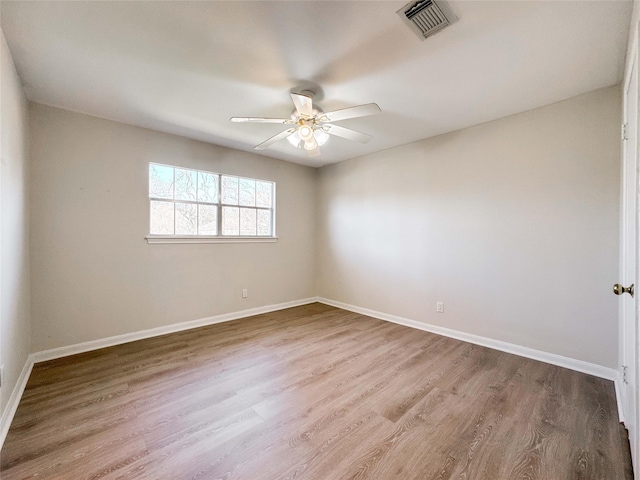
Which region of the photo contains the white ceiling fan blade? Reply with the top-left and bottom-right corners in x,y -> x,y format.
324,124 -> 372,144
291,93 -> 313,118
320,103 -> 381,122
254,127 -> 297,150
230,117 -> 294,124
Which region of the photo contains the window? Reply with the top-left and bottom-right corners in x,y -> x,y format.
148,163 -> 275,241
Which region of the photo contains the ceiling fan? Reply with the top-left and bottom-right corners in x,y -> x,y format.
230,91 -> 381,157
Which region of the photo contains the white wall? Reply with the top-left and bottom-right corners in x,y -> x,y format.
317,86 -> 621,368
29,104 -> 317,352
0,30 -> 31,415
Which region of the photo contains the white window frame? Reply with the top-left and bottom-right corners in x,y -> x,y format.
146,163 -> 277,244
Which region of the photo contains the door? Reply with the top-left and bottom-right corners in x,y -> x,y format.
620,24 -> 639,475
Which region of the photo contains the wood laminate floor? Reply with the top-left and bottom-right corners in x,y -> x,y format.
0,303 -> 633,479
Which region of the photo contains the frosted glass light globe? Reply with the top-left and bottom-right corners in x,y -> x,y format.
304,137 -> 318,150
298,125 -> 313,141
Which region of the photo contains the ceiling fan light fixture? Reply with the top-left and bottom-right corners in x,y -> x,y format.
314,129 -> 329,146
304,137 -> 318,151
287,130 -> 302,148
298,124 -> 314,141
231,90 -> 381,156
286,128 -> 329,149
287,131 -> 301,147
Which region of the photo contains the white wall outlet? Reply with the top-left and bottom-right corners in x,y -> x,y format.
436,302 -> 444,313
242,289 -> 248,299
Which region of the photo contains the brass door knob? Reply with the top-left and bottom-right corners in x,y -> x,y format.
613,283 -> 635,297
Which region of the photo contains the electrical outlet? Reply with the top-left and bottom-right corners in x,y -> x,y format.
436,302 -> 444,313
242,289 -> 248,299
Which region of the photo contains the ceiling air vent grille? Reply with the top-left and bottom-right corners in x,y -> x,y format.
397,0 -> 458,40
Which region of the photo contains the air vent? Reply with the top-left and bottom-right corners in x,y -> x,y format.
397,0 -> 458,40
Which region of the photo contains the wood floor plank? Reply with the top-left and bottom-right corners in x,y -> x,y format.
0,303 -> 632,480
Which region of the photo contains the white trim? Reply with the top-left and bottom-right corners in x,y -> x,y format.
0,355 -> 34,450
32,297 -> 318,363
317,297 -> 618,382
615,373 -> 626,424
145,236 -> 278,244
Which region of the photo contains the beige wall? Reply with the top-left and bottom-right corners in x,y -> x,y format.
317,86 -> 621,368
29,104 -> 317,351
0,30 -> 31,414
20,83 -> 626,370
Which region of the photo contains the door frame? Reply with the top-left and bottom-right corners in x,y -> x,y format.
621,19 -> 640,476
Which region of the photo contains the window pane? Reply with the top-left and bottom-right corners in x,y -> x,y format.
222,206 -> 239,235
240,208 -> 257,235
175,202 -> 197,235
198,172 -> 218,203
175,168 -> 197,201
149,164 -> 275,238
149,164 -> 174,199
198,205 -> 217,235
239,179 -> 256,207
256,181 -> 272,208
150,200 -> 174,234
221,176 -> 239,205
257,209 -> 272,236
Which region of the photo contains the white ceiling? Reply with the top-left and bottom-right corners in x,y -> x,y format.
0,1 -> 633,167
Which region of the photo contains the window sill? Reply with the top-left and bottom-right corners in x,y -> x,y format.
146,236 -> 278,244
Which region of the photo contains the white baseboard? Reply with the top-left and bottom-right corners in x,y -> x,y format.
318,297 -> 619,382
0,355 -> 34,451
32,297 -> 319,364
614,374 -> 626,424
